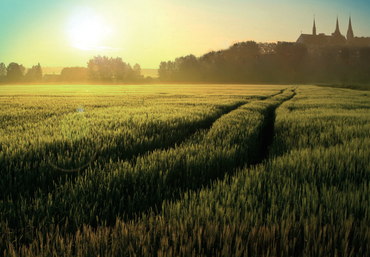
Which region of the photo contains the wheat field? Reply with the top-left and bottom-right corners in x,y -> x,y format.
0,84 -> 369,256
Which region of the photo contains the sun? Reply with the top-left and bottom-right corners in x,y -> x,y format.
66,7 -> 113,51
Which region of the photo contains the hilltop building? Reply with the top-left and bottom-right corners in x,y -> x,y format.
296,16 -> 370,46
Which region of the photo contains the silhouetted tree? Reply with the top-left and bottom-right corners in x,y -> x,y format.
7,62 -> 23,82
35,63 -> 42,81
0,62 -> 6,77
87,55 -> 112,81
174,55 -> 200,82
258,42 -> 277,54
357,47 -> 370,84
87,55 -> 143,83
359,47 -> 370,64
158,41 -> 369,85
125,63 -> 134,81
61,67 -> 87,82
25,63 -> 43,82
340,47 -> 350,64
237,41 -> 260,60
0,62 -> 6,83
25,68 -> 36,81
19,65 -> 26,76
167,61 -> 178,81
145,76 -> 154,83
87,58 -> 100,81
275,42 -> 306,61
133,63 -> 142,80
158,61 -> 169,82
111,57 -> 126,82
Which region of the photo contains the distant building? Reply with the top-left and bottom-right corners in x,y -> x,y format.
296,16 -> 370,46
43,74 -> 61,82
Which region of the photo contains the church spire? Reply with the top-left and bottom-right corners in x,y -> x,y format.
347,15 -> 354,42
313,16 -> 316,35
334,16 -> 341,36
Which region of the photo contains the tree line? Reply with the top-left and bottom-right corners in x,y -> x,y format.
0,56 -> 149,84
2,42 -> 369,84
0,62 -> 42,83
158,41 -> 370,84
87,56 -> 145,83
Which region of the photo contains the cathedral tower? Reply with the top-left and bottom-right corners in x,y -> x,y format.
347,15 -> 354,42
332,16 -> 342,36
312,16 -> 316,36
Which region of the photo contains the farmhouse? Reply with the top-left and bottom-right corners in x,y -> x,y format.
296,16 -> 370,46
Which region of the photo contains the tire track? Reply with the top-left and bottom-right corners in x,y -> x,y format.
0,100 -> 248,204
90,88 -> 296,221
1,88 -> 295,236
251,87 -> 297,165
94,101 -> 247,167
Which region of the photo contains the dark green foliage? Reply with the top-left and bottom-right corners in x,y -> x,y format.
158,41 -> 370,85
6,62 -> 23,82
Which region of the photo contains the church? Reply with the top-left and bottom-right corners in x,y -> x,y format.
296,16 -> 370,46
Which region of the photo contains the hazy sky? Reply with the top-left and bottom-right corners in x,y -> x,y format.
1,0 -> 369,69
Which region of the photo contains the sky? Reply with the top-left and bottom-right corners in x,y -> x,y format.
1,0 -> 369,69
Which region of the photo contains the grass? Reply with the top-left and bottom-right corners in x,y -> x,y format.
315,83 -> 370,91
0,84 -> 369,256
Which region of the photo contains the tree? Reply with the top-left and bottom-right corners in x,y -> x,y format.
176,54 -> 200,82
234,41 -> 260,60
25,68 -> 36,81
87,55 -> 113,81
111,57 -> 126,82
258,42 -> 277,54
158,60 -> 179,82
359,47 -> 370,64
125,63 -> 134,81
35,63 -> 42,81
0,62 -> 6,77
25,63 -> 43,82
87,55 -> 143,83
145,76 -> 154,83
158,61 -> 169,82
133,63 -> 142,80
61,67 -> 88,82
19,65 -> 26,76
7,62 -> 23,82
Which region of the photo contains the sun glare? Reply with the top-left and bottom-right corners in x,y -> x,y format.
66,7 -> 114,51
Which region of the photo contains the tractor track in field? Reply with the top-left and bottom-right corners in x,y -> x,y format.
88,87 -> 299,221
116,87 -> 298,220
53,87 -> 296,174
100,87 -> 295,167
93,100 -> 247,166
1,100 -> 249,198
0,87 -> 299,236
251,88 -> 297,165
2,88 -> 296,197
30,87 -> 293,175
